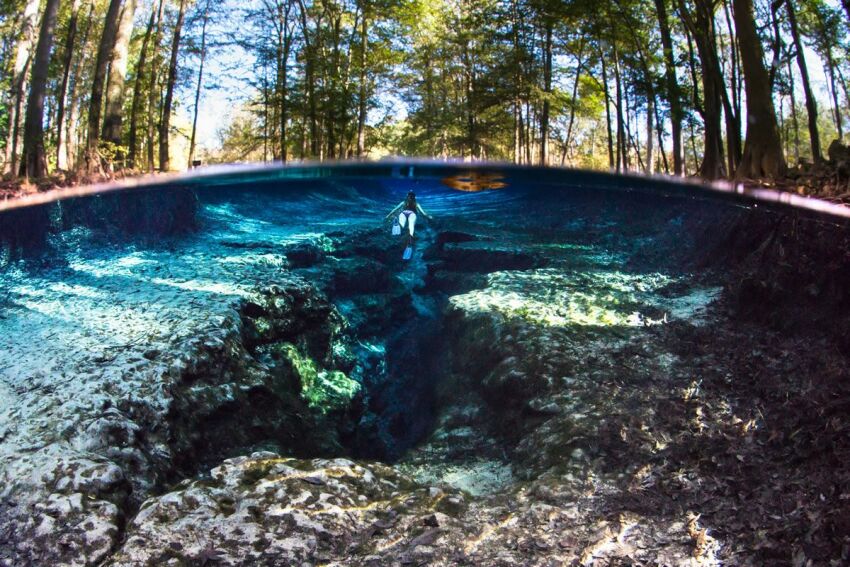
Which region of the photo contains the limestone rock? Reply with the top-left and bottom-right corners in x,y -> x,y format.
111,454 -> 467,566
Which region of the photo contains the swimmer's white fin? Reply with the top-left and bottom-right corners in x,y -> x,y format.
402,246 -> 413,260
392,220 -> 401,235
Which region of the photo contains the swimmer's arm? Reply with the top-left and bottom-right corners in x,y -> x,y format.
417,204 -> 432,220
384,201 -> 404,221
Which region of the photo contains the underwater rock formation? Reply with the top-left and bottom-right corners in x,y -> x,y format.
111,454 -> 467,566
0,275 -> 370,566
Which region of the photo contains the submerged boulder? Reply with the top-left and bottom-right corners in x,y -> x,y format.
111,453 -> 468,566
0,453 -> 128,567
0,275 -> 368,567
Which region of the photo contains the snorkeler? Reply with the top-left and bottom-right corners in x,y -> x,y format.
386,191 -> 432,259
386,191 -> 432,237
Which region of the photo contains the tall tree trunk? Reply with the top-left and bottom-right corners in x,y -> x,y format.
786,0 -> 821,161
356,1 -> 368,157
688,120 -> 700,173
279,2 -> 292,162
510,0 -> 523,164
733,0 -> 786,178
64,2 -> 94,170
654,0 -> 683,174
129,0 -> 161,169
159,0 -> 186,172
4,0 -> 39,175
189,2 -> 210,168
262,68 -> 269,162
723,0 -> 741,120
525,100 -> 532,164
600,47 -> 615,169
540,20 -> 552,166
824,47 -> 842,139
612,40 -> 626,171
562,43 -> 584,166
515,99 -> 522,164
21,0 -> 61,178
464,39 -> 476,159
722,0 -> 743,173
297,0 -> 319,158
300,113 -> 307,159
325,13 -> 342,160
646,96 -> 654,173
86,0 -> 123,172
146,0 -> 165,171
424,53 -> 435,154
56,0 -> 82,171
716,18 -> 741,174
767,0 -> 782,87
102,0 -> 137,166
653,94 -> 670,173
787,57 -> 801,162
678,0 -> 727,179
517,100 -> 525,164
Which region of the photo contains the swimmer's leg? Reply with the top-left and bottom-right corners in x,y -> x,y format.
398,212 -> 407,230
408,212 -> 417,236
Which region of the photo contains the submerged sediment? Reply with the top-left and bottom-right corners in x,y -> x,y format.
1,177 -> 849,566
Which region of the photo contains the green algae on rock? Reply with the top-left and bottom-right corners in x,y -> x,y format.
273,342 -> 361,413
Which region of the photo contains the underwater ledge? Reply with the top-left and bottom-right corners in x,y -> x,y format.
0,164 -> 849,566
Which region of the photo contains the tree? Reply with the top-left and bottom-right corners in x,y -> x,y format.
804,0 -> 845,140
160,0 -> 187,172
21,0 -> 61,178
86,0 -> 123,172
128,0 -> 164,169
102,0 -> 137,162
5,0 -> 849,182
733,0 -> 786,178
786,0 -> 821,161
3,0 -> 39,175
55,0 -> 83,170
678,0 -> 727,179
189,0 -> 213,167
654,0 -> 684,175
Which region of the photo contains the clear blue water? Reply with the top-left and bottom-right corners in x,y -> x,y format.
0,163 -> 844,460
3,162 -> 850,565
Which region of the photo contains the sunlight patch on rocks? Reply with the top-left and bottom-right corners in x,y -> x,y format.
399,458 -> 514,496
450,269 -> 719,328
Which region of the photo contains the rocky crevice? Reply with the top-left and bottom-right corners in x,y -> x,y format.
165,279 -> 366,480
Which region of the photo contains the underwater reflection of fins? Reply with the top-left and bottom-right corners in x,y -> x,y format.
402,246 -> 413,260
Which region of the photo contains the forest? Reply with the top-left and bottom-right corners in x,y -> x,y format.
0,0 -> 848,183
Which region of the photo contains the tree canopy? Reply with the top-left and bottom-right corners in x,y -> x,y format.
1,0 -> 848,180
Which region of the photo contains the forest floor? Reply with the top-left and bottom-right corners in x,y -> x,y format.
0,169 -> 157,201
758,159 -> 850,202
3,151 -> 850,204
